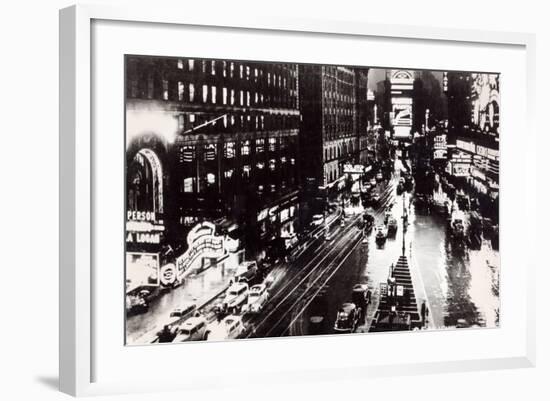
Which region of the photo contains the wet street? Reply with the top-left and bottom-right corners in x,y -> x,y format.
127,159 -> 500,344
126,259 -> 239,344
247,160 -> 500,338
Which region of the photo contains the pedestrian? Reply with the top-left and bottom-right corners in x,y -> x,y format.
421,300 -> 429,327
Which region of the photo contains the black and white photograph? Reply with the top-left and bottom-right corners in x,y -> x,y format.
124,56 -> 500,345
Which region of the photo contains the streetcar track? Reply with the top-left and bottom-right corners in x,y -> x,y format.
284,232 -> 364,334
262,231 -> 363,337
245,219 -> 363,337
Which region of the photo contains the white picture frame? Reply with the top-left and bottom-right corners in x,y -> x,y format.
59,3 -> 536,397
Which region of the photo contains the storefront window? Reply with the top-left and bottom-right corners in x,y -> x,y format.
189,84 -> 195,102
203,144 -> 216,162
241,140 -> 250,156
178,81 -> 184,101
256,138 -> 265,153
202,85 -> 208,103
269,138 -> 277,152
224,142 -> 235,159
183,177 -> 194,193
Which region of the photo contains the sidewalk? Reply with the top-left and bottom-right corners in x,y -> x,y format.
126,255 -> 239,345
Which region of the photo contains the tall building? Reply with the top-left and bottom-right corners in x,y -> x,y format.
125,56 -> 301,259
355,69 -> 371,164
389,69 -> 414,139
445,71 -> 500,201
298,65 -> 369,210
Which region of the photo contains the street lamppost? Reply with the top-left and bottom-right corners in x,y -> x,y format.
425,108 -> 430,132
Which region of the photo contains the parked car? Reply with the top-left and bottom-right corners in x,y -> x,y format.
173,316 -> 208,342
221,282 -> 249,314
334,302 -> 361,333
235,261 -> 258,283
311,214 -> 325,227
169,302 -> 197,320
246,284 -> 269,313
207,315 -> 246,341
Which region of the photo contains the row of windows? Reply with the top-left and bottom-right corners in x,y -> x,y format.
179,162 -> 297,194
129,78 -> 298,109
324,105 -> 355,117
323,140 -> 356,161
174,59 -> 297,86
178,140 -> 296,163
325,163 -> 343,184
176,112 -> 299,134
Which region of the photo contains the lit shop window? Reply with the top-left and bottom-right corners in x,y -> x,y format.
177,59 -> 184,69
180,145 -> 195,163
256,138 -> 265,153
162,79 -> 169,100
211,86 -> 216,104
188,59 -> 194,71
203,144 -> 216,161
241,140 -> 250,156
269,138 -> 277,152
224,142 -> 235,159
222,87 -> 227,105
183,177 -> 194,193
178,81 -> 185,101
202,85 -> 208,103
189,84 -> 195,102
269,159 -> 276,171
